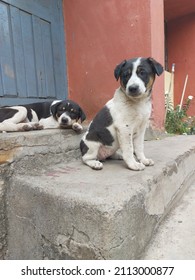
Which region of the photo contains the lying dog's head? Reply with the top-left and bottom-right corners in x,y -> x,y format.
114,57 -> 163,99
50,100 -> 86,127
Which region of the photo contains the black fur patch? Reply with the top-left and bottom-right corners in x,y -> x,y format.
80,140 -> 89,156
86,106 -> 114,146
0,108 -> 18,122
24,102 -> 51,121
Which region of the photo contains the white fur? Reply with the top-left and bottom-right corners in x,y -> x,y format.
0,103 -> 83,132
81,57 -> 163,170
126,58 -> 146,94
0,106 -> 40,132
39,115 -> 59,129
82,87 -> 154,171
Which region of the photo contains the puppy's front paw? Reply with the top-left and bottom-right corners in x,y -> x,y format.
127,161 -> 145,171
141,158 -> 154,166
84,160 -> 103,170
92,161 -> 103,170
72,122 -> 83,133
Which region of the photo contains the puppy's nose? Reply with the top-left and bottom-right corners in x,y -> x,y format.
61,117 -> 69,124
128,85 -> 139,94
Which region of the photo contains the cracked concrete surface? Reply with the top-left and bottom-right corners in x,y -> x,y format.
0,180 -> 7,258
142,183 -> 195,259
1,131 -> 195,259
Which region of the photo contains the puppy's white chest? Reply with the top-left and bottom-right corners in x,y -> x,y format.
113,99 -> 151,128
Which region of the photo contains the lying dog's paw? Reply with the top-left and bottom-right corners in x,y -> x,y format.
127,161 -> 145,171
141,158 -> 154,166
21,123 -> 43,131
72,122 -> 83,133
33,123 -> 44,130
22,124 -> 33,131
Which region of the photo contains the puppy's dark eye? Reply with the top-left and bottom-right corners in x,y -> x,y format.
138,69 -> 147,76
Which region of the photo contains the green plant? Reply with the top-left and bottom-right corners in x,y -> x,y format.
165,96 -> 194,135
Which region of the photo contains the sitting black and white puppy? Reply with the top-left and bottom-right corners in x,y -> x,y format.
0,99 -> 86,132
80,57 -> 163,170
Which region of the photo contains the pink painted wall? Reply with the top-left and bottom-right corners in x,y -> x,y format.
150,0 -> 165,130
63,0 -> 165,129
167,14 -> 195,115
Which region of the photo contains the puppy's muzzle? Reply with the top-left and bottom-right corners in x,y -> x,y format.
128,84 -> 141,97
61,117 -> 70,126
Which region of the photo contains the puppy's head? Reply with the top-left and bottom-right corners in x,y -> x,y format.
50,100 -> 86,128
114,57 -> 163,99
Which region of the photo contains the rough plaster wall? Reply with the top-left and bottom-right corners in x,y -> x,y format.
0,170 -> 8,259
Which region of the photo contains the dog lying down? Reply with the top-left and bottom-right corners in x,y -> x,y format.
80,57 -> 163,171
0,99 -> 86,133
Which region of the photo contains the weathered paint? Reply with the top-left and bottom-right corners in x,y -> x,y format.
63,0 -> 165,130
150,0 -> 165,130
167,14 -> 195,115
0,0 -> 67,105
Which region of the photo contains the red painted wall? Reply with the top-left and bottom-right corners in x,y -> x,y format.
150,0 -> 165,130
167,14 -> 195,115
63,0 -> 164,129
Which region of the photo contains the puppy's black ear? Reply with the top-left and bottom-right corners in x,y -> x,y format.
79,107 -> 86,123
50,101 -> 61,116
148,57 -> 164,76
114,60 -> 127,81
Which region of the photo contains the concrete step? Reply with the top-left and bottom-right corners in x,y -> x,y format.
0,129 -> 82,259
142,182 -> 195,259
4,134 -> 195,259
0,129 -> 81,167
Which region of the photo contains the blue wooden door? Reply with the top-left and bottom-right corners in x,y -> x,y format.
0,0 -> 67,105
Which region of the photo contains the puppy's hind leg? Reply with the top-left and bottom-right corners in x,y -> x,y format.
80,140 -> 103,170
